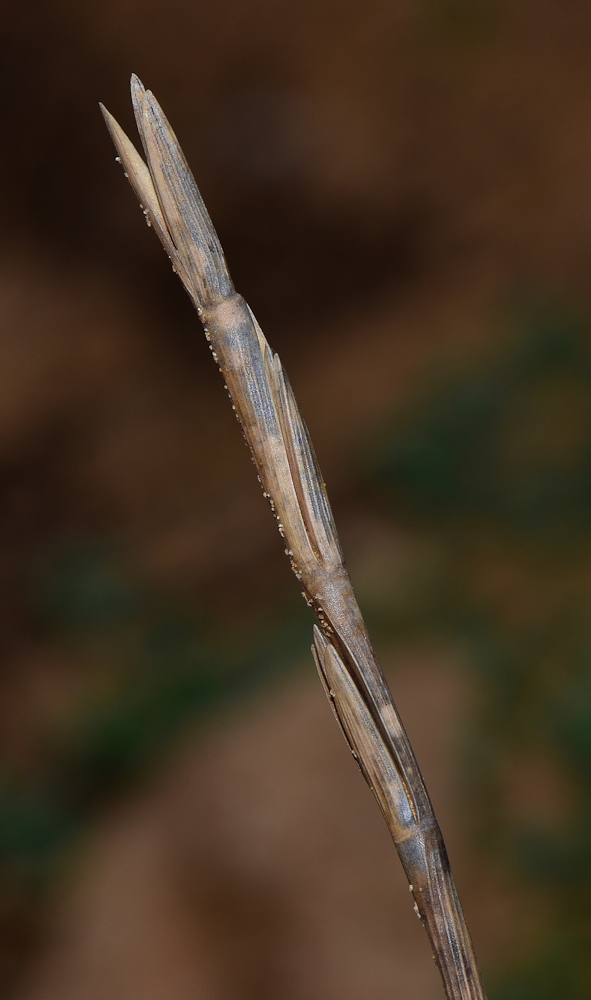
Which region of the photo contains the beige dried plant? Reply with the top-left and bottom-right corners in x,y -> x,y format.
101,76 -> 487,1000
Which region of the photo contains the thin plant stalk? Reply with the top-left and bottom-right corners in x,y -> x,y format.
100,77 -> 487,1000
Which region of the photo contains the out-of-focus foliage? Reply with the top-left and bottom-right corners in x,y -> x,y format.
5,300 -> 591,996
369,300 -> 591,998
0,541 -> 309,977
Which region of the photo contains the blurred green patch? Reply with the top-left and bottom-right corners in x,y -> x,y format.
428,0 -> 501,43
0,540 -> 310,980
368,297 -> 591,995
5,296 -> 591,995
489,935 -> 586,1000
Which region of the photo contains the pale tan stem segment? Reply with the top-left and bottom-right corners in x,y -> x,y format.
100,76 -> 487,1000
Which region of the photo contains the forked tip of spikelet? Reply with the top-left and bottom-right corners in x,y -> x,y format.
104,75 -> 234,309
99,89 -> 184,279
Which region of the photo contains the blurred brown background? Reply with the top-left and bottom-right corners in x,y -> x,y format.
2,1 -> 591,998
